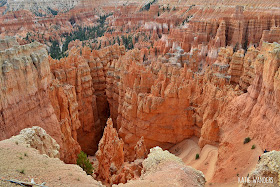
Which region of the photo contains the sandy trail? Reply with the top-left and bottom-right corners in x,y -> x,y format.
169,137 -> 264,187
191,145 -> 218,180
169,137 -> 200,162
169,137 -> 218,182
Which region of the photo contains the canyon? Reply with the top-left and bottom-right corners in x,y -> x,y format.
0,0 -> 280,186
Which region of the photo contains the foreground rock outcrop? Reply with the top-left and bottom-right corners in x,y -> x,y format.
96,118 -> 206,186
96,118 -> 148,185
134,136 -> 148,160
243,151 -> 280,187
116,146 -> 206,187
0,127 -> 104,187
7,126 -> 60,158
0,126 -> 205,187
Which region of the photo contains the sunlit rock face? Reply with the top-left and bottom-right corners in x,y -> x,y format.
0,38 -> 80,163
116,146 -> 206,187
49,47 -> 101,155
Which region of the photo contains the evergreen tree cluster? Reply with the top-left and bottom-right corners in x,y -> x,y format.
34,11 -> 46,17
24,32 -> 32,42
50,40 -> 64,59
62,26 -> 105,52
69,16 -> 76,25
49,13 -> 112,59
121,35 -> 134,50
76,151 -> 94,175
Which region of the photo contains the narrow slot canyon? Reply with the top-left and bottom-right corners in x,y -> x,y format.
50,46 -> 117,156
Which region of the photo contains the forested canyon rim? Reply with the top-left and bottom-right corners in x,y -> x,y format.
0,0 -> 280,186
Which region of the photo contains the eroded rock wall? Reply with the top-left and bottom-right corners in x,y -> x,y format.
0,38 -> 80,163
81,42 -> 280,183
49,48 -> 100,155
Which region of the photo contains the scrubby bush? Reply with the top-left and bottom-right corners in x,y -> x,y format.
195,153 -> 200,160
244,137 -> 251,144
17,169 -> 25,174
251,144 -> 256,149
76,151 -> 93,175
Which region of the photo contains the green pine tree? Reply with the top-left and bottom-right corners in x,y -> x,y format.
76,151 -> 93,175
50,40 -> 63,59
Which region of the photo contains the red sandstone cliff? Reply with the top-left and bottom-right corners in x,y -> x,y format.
0,37 -> 80,163
49,47 -> 101,155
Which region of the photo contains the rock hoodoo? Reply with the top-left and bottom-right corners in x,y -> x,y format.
96,118 -> 126,184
